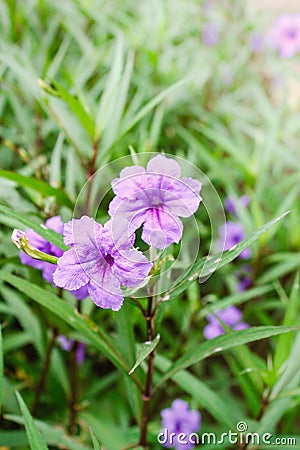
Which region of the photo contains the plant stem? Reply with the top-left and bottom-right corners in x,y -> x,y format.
139,295 -> 156,448
31,327 -> 58,415
84,139 -> 99,216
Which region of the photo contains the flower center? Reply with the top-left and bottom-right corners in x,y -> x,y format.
104,254 -> 114,266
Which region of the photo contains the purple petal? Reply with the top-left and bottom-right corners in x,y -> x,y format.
87,264 -> 124,311
19,251 -> 45,270
111,165 -> 145,197
141,208 -> 183,248
41,262 -> 56,283
163,177 -> 202,217
146,155 -> 181,178
217,306 -> 243,327
53,248 -> 90,290
71,285 -> 89,300
58,335 -> 74,351
63,216 -> 103,252
234,321 -> 249,331
203,322 -> 223,340
103,218 -> 135,252
76,342 -> 85,365
113,249 -> 152,287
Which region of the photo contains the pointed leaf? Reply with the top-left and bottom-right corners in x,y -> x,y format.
0,205 -> 67,250
15,392 -> 48,450
0,169 -> 73,209
129,334 -> 160,375
162,212 -> 289,301
155,326 -> 297,389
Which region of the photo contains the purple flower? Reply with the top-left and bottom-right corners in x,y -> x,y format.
202,22 -> 220,46
203,305 -> 249,340
160,399 -> 201,450
58,335 -> 85,365
218,221 -> 251,259
269,14 -> 300,58
53,216 -> 152,311
108,155 -> 202,249
225,195 -> 249,216
249,32 -> 264,53
17,216 -> 88,301
235,264 -> 252,292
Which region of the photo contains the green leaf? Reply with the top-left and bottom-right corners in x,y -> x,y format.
129,334 -> 160,375
90,428 -> 101,450
0,169 -> 73,209
0,272 -> 139,386
39,79 -> 95,139
162,212 -> 289,301
0,204 -> 67,250
81,413 -> 131,450
15,391 -> 48,450
4,413 -> 90,450
274,272 -> 299,371
0,325 -> 3,416
155,326 -> 297,389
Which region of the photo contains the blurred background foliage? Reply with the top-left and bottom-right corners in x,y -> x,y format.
0,0 -> 300,449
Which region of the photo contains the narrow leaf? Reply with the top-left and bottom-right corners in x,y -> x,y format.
0,204 -> 67,250
155,326 -> 297,389
129,334 -> 160,375
15,392 -> 48,450
163,212 -> 289,301
0,326 -> 2,415
0,272 -> 138,385
0,169 -> 73,209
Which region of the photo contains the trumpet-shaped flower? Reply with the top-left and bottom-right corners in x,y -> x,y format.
53,216 -> 152,311
108,155 -> 202,249
160,399 -> 201,450
269,14 -> 300,58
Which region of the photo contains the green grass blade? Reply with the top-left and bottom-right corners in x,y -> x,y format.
0,325 -> 2,416
0,169 -> 73,209
0,272 -> 136,381
162,212 -> 289,301
155,326 -> 297,389
0,204 -> 67,250
15,391 -> 48,450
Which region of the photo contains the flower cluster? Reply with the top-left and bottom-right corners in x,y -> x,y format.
269,14 -> 300,58
13,155 -> 202,311
203,305 -> 249,340
160,399 -> 201,450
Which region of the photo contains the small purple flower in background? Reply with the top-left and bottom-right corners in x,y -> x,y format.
249,32 -> 264,53
269,14 -> 300,58
16,216 -> 88,300
58,335 -> 85,365
160,399 -> 201,450
235,264 -> 252,292
108,155 -> 202,249
225,195 -> 249,216
202,22 -> 220,46
203,305 -> 249,340
218,221 -> 251,259
53,216 -> 152,311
